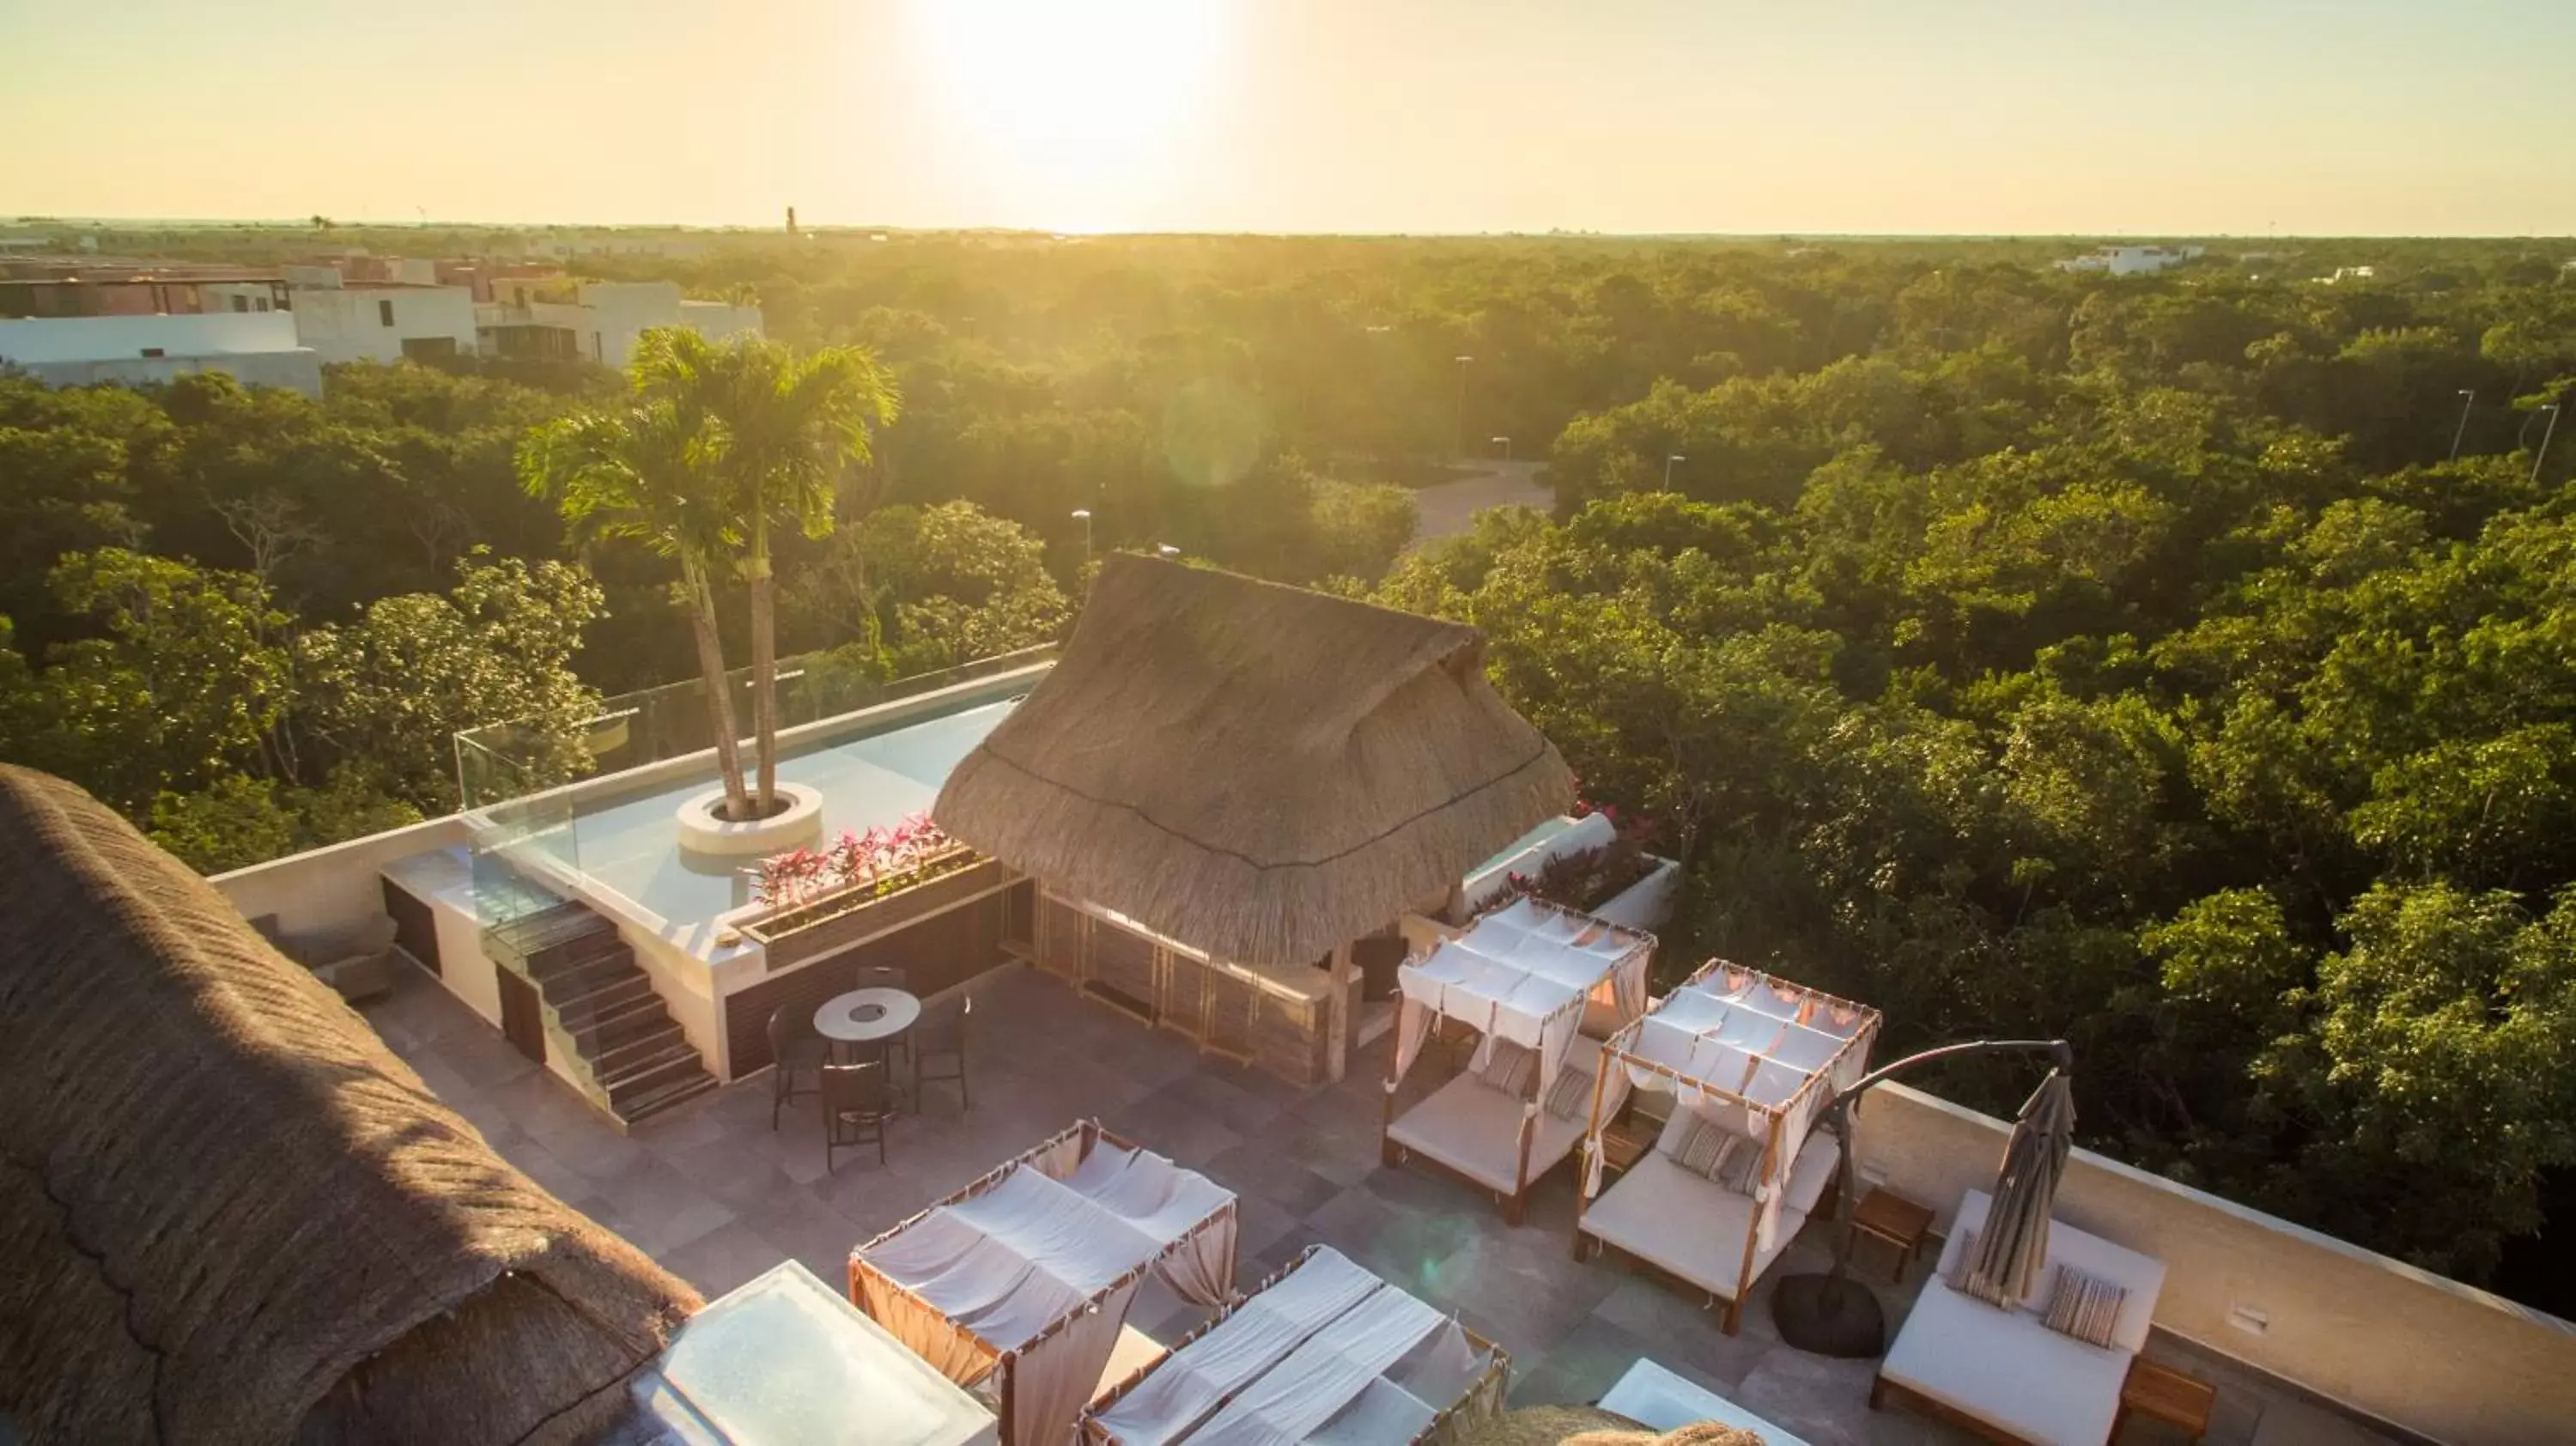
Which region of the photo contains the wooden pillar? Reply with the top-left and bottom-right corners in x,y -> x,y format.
1571,1060 -> 1613,1261
1325,939 -> 1356,1084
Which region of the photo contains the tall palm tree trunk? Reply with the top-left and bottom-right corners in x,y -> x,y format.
748,513 -> 780,814
683,556 -> 752,819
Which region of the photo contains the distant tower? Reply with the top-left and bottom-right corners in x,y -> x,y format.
786,206 -> 798,237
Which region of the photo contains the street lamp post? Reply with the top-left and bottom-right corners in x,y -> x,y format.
2451,390 -> 2476,462
2536,402 -> 2563,485
1070,508 -> 1092,572
1663,453 -> 1685,490
1453,355 -> 1473,459
1491,435 -> 1512,461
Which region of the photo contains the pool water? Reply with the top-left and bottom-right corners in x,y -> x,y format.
562,696 -> 1017,927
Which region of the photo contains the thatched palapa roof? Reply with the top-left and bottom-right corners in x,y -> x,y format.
936,555 -> 1574,964
0,767 -> 700,1446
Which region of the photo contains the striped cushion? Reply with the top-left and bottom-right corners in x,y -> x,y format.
1945,1230 -> 2019,1309
1543,1066 -> 1595,1121
1665,1115 -> 1735,1180
1710,1132 -> 1766,1196
2043,1262 -> 2129,1349
1471,1039 -> 1537,1097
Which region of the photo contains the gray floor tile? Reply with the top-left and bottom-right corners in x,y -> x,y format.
1200,1141 -> 1345,1218
588,1156 -> 737,1257
655,1219 -> 790,1301
1733,1345 -> 1888,1446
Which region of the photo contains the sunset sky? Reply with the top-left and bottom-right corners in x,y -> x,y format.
5,0 -> 2572,235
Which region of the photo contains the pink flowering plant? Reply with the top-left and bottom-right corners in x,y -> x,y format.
1489,798 -> 1662,915
753,811 -> 969,910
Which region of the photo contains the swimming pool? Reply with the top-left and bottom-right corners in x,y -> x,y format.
544,695 -> 1018,929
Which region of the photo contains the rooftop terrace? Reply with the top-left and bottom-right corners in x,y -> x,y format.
365,959 -> 2415,1446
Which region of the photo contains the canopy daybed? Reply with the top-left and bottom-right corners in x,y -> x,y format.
1572,960 -> 1880,1333
850,1120 -> 1241,1446
1083,1245 -> 1509,1446
1382,898 -> 1656,1224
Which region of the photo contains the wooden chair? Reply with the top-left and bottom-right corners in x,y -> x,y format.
767,1006 -> 829,1131
823,1060 -> 896,1170
913,993 -> 972,1110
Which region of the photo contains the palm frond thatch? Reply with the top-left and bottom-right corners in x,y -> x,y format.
935,555 -> 1574,964
0,767 -> 698,1446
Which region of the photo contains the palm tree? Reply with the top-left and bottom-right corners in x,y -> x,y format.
517,400 -> 755,820
634,329 -> 900,815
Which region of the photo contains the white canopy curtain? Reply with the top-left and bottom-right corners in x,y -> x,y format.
1573,960 -> 1880,1333
853,1120 -> 1240,1446
1084,1245 -> 1509,1446
1382,899 -> 1656,1224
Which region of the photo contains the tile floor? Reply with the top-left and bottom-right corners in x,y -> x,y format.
364,961 -> 2393,1446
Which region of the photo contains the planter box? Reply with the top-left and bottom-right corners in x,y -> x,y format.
1589,854 -> 1680,933
742,851 -> 1003,973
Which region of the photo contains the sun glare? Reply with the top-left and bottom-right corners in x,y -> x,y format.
909,0 -> 1226,230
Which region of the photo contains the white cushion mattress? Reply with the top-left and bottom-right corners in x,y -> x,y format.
1580,1151 -> 1801,1302
1880,1277 -> 2129,1446
1387,1072 -> 1588,1194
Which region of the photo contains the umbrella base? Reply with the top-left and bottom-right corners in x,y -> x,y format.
1770,1273 -> 1886,1358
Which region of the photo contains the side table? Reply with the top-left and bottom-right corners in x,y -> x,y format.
1849,1187 -> 1935,1282
2114,1356 -> 2216,1443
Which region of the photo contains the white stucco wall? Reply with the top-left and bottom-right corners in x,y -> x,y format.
0,313 -> 322,395
199,282 -> 282,313
0,311 -> 300,362
677,299 -> 764,344
575,281 -> 684,367
291,285 -> 478,364
213,813 -> 473,939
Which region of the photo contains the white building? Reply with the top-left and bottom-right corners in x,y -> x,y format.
291,283 -> 480,364
476,280 -> 761,368
2056,244 -> 2205,276
0,312 -> 322,395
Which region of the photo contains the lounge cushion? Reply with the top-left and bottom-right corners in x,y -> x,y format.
1389,1070 -> 1588,1194
1882,1272 -> 2129,1446
1581,1128 -> 1838,1303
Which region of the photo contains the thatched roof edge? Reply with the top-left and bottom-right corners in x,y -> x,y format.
0,766 -> 699,1445
937,556 -> 1574,963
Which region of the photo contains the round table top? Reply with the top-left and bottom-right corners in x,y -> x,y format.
815,987 -> 920,1043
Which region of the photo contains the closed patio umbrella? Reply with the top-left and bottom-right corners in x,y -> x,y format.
1772,1037 -> 2074,1357
1963,1066 -> 2077,1301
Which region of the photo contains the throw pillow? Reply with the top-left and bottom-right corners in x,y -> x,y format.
1665,1114 -> 1735,1180
1944,1230 -> 2019,1310
1471,1039 -> 1536,1097
1711,1133 -> 1766,1197
2042,1262 -> 2129,1349
1543,1066 -> 1595,1122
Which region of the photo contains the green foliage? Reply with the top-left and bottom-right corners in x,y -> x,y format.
4,549 -> 294,811
785,501 -> 1071,673
148,768 -> 423,875
2256,884 -> 2576,1279
296,551 -> 605,811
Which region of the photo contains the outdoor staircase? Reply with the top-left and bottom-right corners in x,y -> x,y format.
481,900 -> 717,1127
